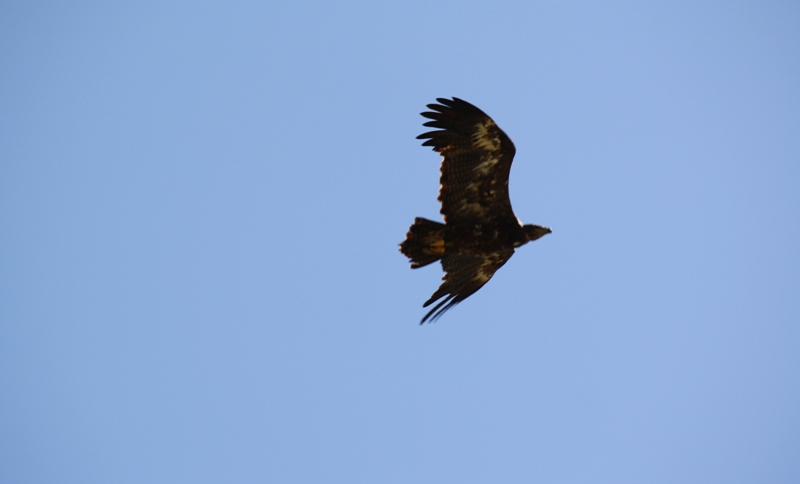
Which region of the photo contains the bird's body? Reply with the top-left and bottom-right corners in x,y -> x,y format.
400,97 -> 551,323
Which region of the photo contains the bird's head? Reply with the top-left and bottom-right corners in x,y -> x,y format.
523,224 -> 552,242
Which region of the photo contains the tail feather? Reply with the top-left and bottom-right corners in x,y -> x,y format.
399,217 -> 445,268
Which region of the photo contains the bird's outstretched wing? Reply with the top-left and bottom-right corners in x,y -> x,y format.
417,97 -> 517,224
421,250 -> 515,323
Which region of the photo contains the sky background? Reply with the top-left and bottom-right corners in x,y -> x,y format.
2,2 -> 799,483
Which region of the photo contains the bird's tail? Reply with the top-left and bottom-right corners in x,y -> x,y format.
399,217 -> 446,269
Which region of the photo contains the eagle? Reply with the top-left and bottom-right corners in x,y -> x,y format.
400,97 -> 551,324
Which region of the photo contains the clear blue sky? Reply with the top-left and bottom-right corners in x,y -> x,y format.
2,2 -> 799,483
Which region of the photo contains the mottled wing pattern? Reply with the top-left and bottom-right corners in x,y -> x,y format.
417,97 -> 517,224
421,250 -> 515,323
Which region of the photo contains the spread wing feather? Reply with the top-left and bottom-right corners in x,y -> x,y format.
416,97 -> 517,224
420,250 -> 514,323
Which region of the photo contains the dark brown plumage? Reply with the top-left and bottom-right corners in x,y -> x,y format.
400,97 -> 551,323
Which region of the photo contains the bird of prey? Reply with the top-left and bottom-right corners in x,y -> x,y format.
399,97 -> 551,323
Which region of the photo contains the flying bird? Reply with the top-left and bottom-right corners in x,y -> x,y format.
400,97 -> 551,323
